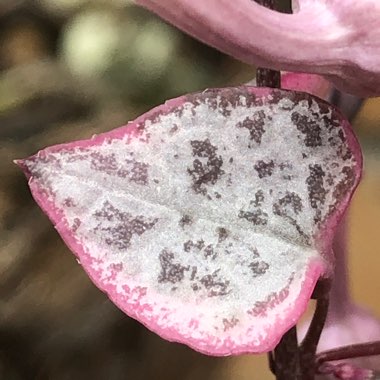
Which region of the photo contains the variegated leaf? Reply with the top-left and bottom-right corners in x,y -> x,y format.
18,87 -> 362,355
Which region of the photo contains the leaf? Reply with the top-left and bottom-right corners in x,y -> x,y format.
18,87 -> 362,355
136,0 -> 380,97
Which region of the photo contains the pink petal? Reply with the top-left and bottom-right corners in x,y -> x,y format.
18,87 -> 361,355
137,0 -> 380,97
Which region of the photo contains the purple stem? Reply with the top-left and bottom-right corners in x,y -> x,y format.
256,68 -> 281,88
274,326 -> 300,380
254,2 -> 299,378
300,279 -> 331,379
317,341 -> 380,363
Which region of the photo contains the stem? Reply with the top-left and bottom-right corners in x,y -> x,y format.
300,279 -> 331,379
274,326 -> 300,380
254,0 -> 281,88
254,1 -> 302,378
317,341 -> 380,364
256,68 -> 281,88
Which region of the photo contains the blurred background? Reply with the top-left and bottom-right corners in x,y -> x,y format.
0,1 -> 379,379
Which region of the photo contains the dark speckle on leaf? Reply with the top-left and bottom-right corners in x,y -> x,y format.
179,214 -> 193,227
239,190 -> 268,225
273,192 -> 303,216
93,201 -> 157,250
184,239 -> 205,253
187,139 -> 224,196
199,270 -> 230,297
223,317 -> 239,331
332,166 -> 355,206
90,152 -> 149,185
239,209 -> 268,226
158,250 -> 189,284
90,152 -> 118,172
291,112 -> 322,147
306,164 -> 327,223
249,261 -> 269,277
236,111 -> 266,144
254,160 -> 275,178
118,159 -> 149,185
273,193 -> 309,243
251,190 -> 265,207
217,227 -> 229,243
184,240 -> 217,260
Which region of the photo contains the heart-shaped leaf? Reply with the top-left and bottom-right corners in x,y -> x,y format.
18,87 -> 362,355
